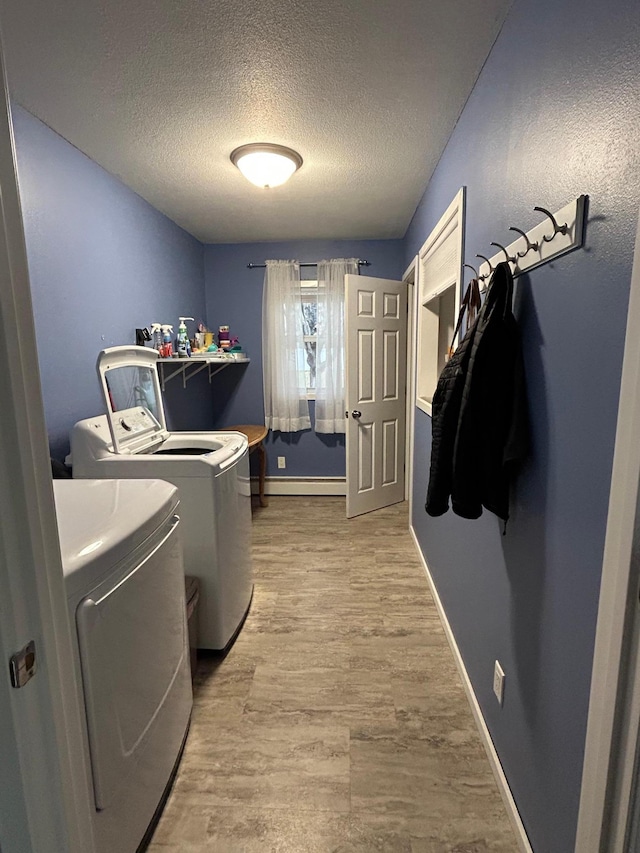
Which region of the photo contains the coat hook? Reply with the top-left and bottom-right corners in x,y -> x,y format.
534,205 -> 568,243
490,242 -> 516,264
509,226 -> 539,257
476,254 -> 494,274
463,263 -> 478,278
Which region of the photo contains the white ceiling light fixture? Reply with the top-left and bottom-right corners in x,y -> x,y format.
230,143 -> 303,189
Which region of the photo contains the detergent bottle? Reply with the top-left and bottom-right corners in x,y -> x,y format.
177,316 -> 194,358
161,324 -> 173,357
151,322 -> 162,352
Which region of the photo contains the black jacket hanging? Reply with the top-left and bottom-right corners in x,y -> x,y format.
425,262 -> 527,522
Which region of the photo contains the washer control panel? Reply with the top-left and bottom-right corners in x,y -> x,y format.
116,407 -> 153,435
112,406 -> 162,452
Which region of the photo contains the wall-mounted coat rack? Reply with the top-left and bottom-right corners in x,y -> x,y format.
469,194 -> 587,288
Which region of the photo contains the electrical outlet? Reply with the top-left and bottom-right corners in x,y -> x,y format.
277,456 -> 286,469
493,660 -> 505,706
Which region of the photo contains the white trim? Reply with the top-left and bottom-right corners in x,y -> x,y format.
423,276 -> 458,303
403,256 -> 418,508
0,60 -> 94,851
575,207 -> 640,853
409,525 -> 533,853
421,399 -> 433,417
415,187 -> 465,416
611,614 -> 640,851
251,476 -> 346,496
417,186 -> 464,301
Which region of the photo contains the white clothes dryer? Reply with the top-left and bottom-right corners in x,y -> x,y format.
69,345 -> 253,650
54,478 -> 192,853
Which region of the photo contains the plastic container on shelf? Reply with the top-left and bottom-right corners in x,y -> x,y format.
218,325 -> 230,350
177,317 -> 194,358
161,325 -> 173,357
151,323 -> 162,352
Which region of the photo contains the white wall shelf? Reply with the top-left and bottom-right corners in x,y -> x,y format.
157,356 -> 250,390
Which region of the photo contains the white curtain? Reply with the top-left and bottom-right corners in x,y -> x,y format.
262,259 -> 311,432
315,258 -> 359,434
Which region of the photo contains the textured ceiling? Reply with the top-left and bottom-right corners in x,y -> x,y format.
1,0 -> 511,243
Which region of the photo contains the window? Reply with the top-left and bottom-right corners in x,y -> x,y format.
262,259 -> 311,433
416,188 -> 465,416
263,258 -> 357,433
298,280 -> 318,398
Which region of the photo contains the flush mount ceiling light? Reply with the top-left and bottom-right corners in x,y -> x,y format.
230,143 -> 303,188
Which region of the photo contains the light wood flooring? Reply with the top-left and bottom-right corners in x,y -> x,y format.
149,497 -> 519,852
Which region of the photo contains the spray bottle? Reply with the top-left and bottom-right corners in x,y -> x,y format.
151,322 -> 162,352
177,316 -> 194,358
161,324 -> 173,357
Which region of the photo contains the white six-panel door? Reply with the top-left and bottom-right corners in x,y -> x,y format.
345,275 -> 407,518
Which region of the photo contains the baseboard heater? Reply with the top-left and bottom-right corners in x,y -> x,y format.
250,476 -> 346,496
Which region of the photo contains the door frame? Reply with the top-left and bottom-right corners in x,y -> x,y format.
0,28 -> 94,853
403,256 -> 418,512
575,206 -> 640,852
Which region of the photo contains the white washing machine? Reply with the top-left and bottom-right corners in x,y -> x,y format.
69,345 -> 253,650
53,478 -> 192,853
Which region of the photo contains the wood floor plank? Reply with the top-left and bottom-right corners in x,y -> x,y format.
148,497 -> 518,852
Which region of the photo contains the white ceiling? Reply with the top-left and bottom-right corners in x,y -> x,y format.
1,0 -> 511,244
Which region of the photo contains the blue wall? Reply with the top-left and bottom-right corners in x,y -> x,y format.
404,1 -> 640,850
12,106 -> 207,460
13,13 -> 638,843
205,239 -> 404,477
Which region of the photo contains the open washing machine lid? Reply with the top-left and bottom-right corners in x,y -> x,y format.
97,346 -> 169,454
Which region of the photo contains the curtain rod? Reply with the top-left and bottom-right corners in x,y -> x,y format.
246,260 -> 370,269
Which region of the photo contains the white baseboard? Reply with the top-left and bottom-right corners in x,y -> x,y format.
251,476 -> 346,496
409,525 -> 533,853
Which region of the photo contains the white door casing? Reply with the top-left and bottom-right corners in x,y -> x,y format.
345,275 -> 407,518
416,188 -> 464,416
575,207 -> 640,852
0,28 -> 95,853
404,256 -> 419,510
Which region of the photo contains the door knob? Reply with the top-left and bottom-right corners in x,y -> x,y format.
351,410 -> 362,419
